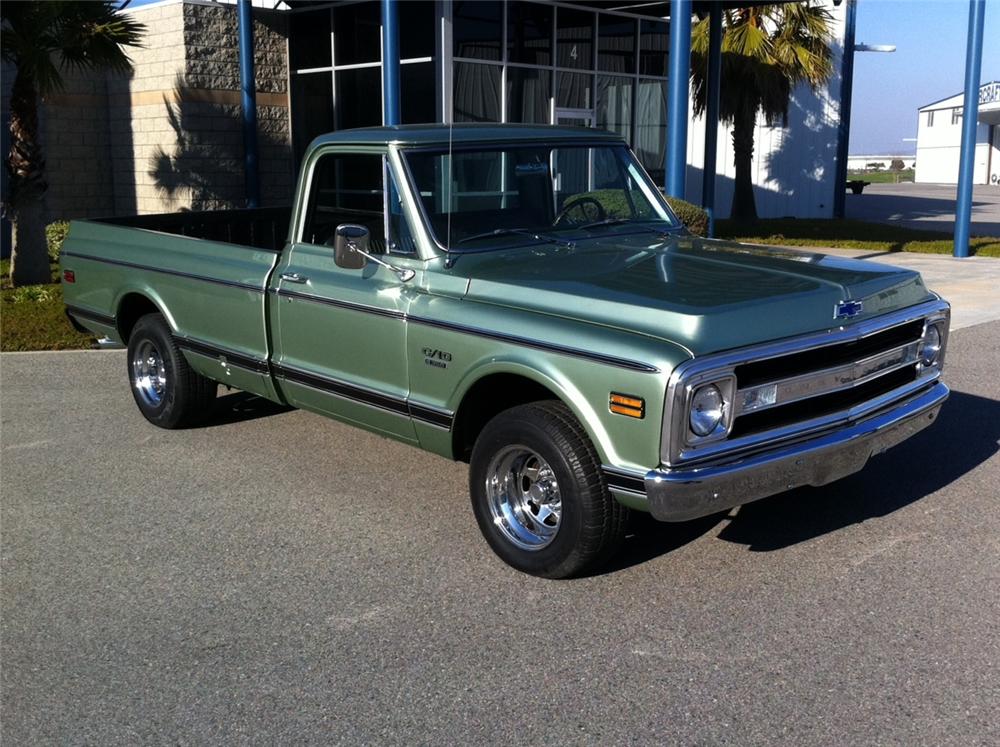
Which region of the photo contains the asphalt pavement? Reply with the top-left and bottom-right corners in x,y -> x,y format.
845,182 -> 1000,236
2,323 -> 999,745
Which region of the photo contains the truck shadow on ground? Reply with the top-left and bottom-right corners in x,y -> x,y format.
600,389 -> 999,573
205,391 -> 293,427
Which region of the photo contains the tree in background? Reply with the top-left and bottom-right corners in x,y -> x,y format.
691,3 -> 835,222
2,2 -> 144,286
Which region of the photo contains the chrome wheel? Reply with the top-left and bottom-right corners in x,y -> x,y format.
485,445 -> 562,551
132,339 -> 167,407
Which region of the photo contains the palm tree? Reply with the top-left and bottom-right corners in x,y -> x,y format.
691,3 -> 835,222
2,1 -> 144,286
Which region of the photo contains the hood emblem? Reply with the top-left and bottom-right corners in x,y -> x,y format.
835,300 -> 864,319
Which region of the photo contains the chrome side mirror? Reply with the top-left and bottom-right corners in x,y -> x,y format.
334,224 -> 369,270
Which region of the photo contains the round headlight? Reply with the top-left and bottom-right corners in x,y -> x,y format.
921,324 -> 942,365
690,384 -> 725,437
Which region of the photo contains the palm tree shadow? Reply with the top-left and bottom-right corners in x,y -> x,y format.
587,389 -> 998,573
718,389 -> 999,551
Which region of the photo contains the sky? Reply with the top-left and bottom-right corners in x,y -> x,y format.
849,0 -> 1000,155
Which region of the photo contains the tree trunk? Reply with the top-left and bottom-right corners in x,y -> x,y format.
7,71 -> 51,287
729,103 -> 758,223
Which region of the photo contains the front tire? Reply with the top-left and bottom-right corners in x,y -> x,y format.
469,401 -> 627,578
126,313 -> 216,429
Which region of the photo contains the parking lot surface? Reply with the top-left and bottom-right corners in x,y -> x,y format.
3,322 -> 999,744
845,182 -> 1000,236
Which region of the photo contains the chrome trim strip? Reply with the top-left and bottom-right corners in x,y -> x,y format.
645,382 -> 949,522
734,340 -> 922,416
271,287 -> 407,320
663,299 -> 951,466
60,251 -> 266,292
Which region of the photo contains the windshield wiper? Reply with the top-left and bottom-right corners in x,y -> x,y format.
578,217 -> 632,230
455,227 -> 575,249
578,217 -> 680,238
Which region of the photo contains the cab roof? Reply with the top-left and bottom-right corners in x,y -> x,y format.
308,123 -> 625,149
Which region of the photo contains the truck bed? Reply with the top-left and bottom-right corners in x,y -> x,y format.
96,206 -> 292,253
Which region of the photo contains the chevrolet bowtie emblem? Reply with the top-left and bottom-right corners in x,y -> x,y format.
835,300 -> 864,319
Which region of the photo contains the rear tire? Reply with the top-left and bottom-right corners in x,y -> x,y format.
469,401 -> 628,578
126,313 -> 216,429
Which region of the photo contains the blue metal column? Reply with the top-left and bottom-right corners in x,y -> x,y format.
237,0 -> 259,208
701,3 -> 723,236
665,0 -> 693,199
382,0 -> 401,126
832,0 -> 857,219
954,0 -> 986,258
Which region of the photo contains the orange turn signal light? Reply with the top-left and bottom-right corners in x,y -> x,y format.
609,392 -> 644,419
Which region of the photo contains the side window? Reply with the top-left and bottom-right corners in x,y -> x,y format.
302,152 -> 386,251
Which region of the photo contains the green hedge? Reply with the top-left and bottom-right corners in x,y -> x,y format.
46,220 -> 71,261
564,190 -> 708,236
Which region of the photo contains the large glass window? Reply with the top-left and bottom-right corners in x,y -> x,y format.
639,19 -> 668,77
556,7 -> 594,70
507,67 -> 552,124
597,76 -> 633,141
334,1 -> 380,66
507,1 -> 553,66
598,16 -> 636,74
292,73 -> 333,162
635,79 -> 667,183
400,1 -> 435,59
289,9 -> 331,70
557,72 -> 592,110
402,63 -> 436,124
454,62 -> 501,122
454,1 -> 503,60
335,67 -> 382,130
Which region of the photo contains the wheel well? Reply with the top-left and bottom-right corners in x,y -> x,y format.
116,294 -> 162,343
451,373 -> 559,462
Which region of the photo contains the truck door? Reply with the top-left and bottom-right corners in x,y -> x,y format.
270,149 -> 418,442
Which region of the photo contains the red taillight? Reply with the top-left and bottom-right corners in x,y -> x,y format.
63,270 -> 75,283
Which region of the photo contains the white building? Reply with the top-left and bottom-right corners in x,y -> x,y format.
915,80 -> 1000,185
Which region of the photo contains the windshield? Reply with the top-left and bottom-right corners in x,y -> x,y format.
402,143 -> 682,252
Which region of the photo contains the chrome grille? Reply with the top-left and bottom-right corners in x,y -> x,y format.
662,300 -> 950,467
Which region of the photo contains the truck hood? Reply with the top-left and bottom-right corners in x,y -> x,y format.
455,235 -> 933,356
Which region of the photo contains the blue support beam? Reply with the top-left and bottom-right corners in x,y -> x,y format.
665,0 -> 693,199
832,0 -> 857,219
382,0 -> 401,126
701,2 -> 723,236
236,0 -> 259,208
954,0 -> 986,258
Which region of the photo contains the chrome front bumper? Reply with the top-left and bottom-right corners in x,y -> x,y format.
644,382 -> 949,522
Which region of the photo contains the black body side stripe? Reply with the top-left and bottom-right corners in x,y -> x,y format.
272,363 -> 454,429
602,467 -> 648,495
173,336 -> 270,374
274,288 -> 659,374
65,304 -> 116,327
61,251 -> 265,293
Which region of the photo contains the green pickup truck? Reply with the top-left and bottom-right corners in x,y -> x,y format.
61,125 -> 950,577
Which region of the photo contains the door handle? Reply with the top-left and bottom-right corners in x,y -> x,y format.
280,272 -> 308,284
